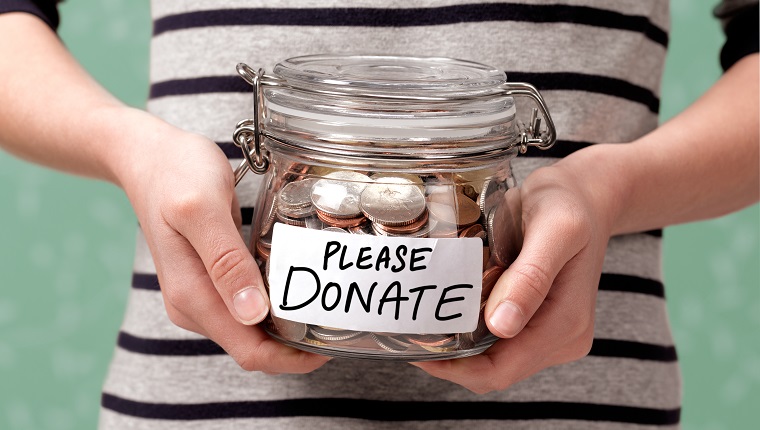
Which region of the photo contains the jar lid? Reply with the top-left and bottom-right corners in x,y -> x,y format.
262,54 -> 518,159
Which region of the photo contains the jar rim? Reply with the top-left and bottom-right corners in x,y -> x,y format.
272,53 -> 509,98
262,53 -> 519,158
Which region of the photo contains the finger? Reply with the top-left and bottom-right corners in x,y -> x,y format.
485,199 -> 590,338
155,230 -> 330,373
168,190 -> 269,326
416,250 -> 598,393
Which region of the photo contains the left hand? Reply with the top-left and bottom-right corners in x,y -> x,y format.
412,146 -> 622,393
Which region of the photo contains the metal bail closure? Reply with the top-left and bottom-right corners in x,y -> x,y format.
501,82 -> 557,154
233,64 -> 270,185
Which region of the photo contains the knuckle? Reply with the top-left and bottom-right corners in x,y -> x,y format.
163,301 -> 192,331
162,284 -> 193,313
208,245 -> 249,287
235,353 -> 260,372
512,262 -> 553,301
168,191 -> 207,221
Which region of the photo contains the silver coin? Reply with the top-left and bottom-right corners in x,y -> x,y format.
309,326 -> 366,342
271,316 -> 307,342
304,215 -> 326,230
259,200 -> 278,238
370,333 -> 409,353
322,226 -> 348,233
279,178 -> 317,207
360,177 -> 426,226
276,204 -> 316,219
275,210 -> 307,227
311,171 -> 372,219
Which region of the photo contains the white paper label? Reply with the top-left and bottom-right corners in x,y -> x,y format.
268,223 -> 483,334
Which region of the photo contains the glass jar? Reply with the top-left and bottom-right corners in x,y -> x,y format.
231,54 -> 556,361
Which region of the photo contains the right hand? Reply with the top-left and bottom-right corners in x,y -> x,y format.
113,108 -> 330,374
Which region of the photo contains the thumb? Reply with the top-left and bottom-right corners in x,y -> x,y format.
175,198 -> 270,326
485,205 -> 587,338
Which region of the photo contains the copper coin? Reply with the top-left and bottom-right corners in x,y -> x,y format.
256,239 -> 271,260
427,191 -> 481,226
481,265 -> 504,300
316,211 -> 367,228
374,209 -> 429,235
458,223 -> 485,238
372,217 -> 436,238
405,334 -> 456,347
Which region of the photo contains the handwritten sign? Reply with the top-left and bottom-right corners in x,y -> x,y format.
268,223 -> 483,334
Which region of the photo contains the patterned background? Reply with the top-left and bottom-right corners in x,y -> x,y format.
0,0 -> 758,428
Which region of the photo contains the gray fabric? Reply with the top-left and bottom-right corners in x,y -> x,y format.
99,0 -> 689,428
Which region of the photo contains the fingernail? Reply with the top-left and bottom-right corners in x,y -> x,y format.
489,301 -> 524,338
233,287 -> 268,324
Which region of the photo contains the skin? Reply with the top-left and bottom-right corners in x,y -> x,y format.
1,13 -> 758,390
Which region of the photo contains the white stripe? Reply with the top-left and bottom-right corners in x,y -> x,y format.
101,348 -> 681,409
149,22 -> 667,93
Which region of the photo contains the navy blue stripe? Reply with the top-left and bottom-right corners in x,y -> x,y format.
590,339 -> 677,362
102,392 -> 680,424
149,72 -> 659,113
118,332 -> 225,356
152,4 -> 668,48
598,273 -> 664,298
508,72 -> 659,113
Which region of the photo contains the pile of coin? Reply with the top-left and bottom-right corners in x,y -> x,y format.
253,165 -> 517,359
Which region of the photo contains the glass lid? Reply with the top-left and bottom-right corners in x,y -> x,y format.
272,53 -> 508,98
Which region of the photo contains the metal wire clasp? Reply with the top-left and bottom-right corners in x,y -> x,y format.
501,82 -> 557,154
233,64 -> 270,184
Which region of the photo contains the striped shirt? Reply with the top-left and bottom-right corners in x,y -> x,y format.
3,1 -> 758,428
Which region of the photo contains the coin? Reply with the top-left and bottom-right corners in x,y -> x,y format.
458,223 -> 485,239
405,334 -> 456,348
370,172 -> 425,192
427,192 -> 481,226
360,177 -> 427,226
276,210 -> 307,227
271,316 -> 307,342
370,333 -> 409,353
259,200 -> 278,237
255,238 -> 271,260
481,265 -> 504,300
278,178 -> 317,211
309,326 -> 367,343
373,209 -> 429,235
486,189 -> 524,268
316,211 -> 367,228
322,226 -> 349,233
311,171 -> 371,219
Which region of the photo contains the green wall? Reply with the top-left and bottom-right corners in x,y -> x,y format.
0,0 -> 757,428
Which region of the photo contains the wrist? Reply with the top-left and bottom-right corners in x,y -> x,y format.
553,143 -> 636,236
92,105 -> 187,190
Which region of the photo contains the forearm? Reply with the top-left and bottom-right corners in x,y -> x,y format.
562,54 -> 759,235
0,13 -> 173,187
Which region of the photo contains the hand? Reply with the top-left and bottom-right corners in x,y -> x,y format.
114,109 -> 330,374
412,146 -> 621,393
